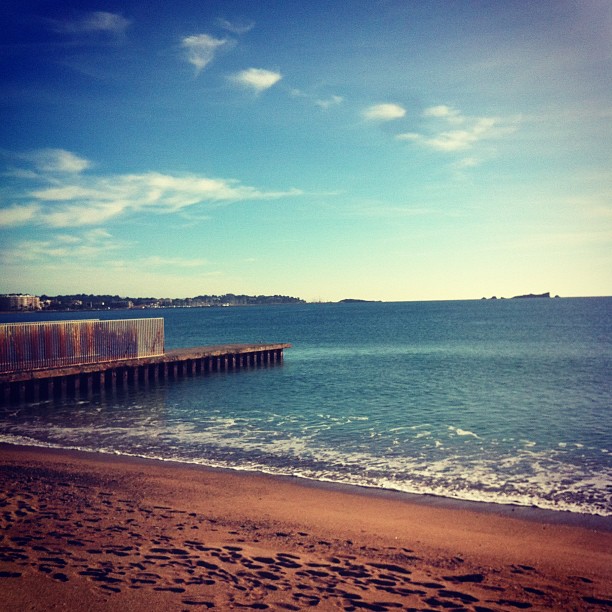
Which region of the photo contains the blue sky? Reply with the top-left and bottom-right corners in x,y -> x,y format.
1,0 -> 610,301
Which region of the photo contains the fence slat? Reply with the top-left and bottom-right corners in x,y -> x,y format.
0,318 -> 164,373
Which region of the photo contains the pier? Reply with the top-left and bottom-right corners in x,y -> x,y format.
0,319 -> 290,403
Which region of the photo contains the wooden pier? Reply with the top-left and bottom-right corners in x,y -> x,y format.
0,342 -> 291,404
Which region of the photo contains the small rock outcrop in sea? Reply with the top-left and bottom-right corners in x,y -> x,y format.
338,298 -> 380,303
511,292 -> 551,299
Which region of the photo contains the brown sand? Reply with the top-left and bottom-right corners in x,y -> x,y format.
0,444 -> 610,611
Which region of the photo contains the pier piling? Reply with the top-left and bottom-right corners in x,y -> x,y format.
0,343 -> 290,403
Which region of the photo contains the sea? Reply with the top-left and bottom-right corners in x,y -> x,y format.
1,298 -> 611,518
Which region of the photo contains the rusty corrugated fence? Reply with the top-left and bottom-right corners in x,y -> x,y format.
0,318 -> 164,373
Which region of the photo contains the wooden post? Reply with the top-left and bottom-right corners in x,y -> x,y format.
31,381 -> 40,402
85,374 -> 93,394
59,377 -> 68,398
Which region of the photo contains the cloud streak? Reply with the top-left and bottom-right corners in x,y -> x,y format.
1,150 -> 302,229
51,11 -> 131,37
217,18 -> 255,35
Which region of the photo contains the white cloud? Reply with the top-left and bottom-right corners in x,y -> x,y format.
1,153 -> 302,229
427,122 -> 496,152
229,68 -> 282,93
397,107 -> 517,153
182,34 -> 228,74
362,103 -> 406,121
53,11 -> 131,36
431,119 -> 512,152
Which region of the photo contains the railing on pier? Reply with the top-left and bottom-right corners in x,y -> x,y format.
0,318 -> 164,373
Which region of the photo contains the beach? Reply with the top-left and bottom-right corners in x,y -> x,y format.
0,444 -> 610,611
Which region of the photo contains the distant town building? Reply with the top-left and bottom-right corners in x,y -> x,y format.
0,294 -> 42,311
113,300 -> 133,309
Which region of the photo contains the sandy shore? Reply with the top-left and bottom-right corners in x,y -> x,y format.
1,444 -> 610,611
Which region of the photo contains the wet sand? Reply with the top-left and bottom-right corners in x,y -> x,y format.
1,443 -> 611,611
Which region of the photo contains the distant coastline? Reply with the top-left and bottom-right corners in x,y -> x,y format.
0,292 -> 305,313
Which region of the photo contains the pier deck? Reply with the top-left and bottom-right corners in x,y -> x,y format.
0,342 -> 291,403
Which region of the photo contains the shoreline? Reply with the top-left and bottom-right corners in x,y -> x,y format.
2,440 -> 610,532
1,443 -> 611,610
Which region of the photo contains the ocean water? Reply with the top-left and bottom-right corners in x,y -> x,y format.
1,298 -> 611,517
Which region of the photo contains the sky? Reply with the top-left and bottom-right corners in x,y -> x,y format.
1,0 -> 610,302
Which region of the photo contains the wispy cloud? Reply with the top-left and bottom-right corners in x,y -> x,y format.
452,157 -> 481,170
140,255 -> 208,268
217,18 -> 255,35
0,228 -> 209,285
353,204 -> 433,218
362,103 -> 406,121
315,95 -> 344,109
510,228 -> 612,250
1,150 -> 302,229
51,11 -> 131,37
182,34 -> 229,74
397,105 -> 518,154
229,68 -> 282,93
290,89 -> 344,109
0,204 -> 40,228
4,229 -> 120,264
24,149 -> 91,173
422,105 -> 462,123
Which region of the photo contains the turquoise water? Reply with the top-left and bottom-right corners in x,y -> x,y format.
1,298 -> 611,516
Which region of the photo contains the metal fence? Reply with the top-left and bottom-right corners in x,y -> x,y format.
0,318 -> 164,373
